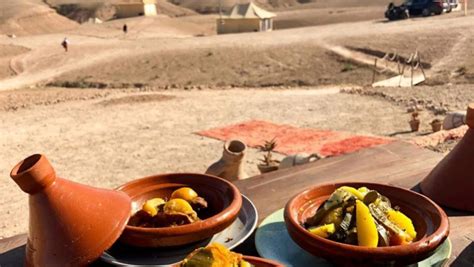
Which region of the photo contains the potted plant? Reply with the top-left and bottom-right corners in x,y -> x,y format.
257,138 -> 280,174
409,112 -> 421,132
431,119 -> 442,132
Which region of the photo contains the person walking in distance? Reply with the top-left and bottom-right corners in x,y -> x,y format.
123,24 -> 128,34
61,37 -> 69,52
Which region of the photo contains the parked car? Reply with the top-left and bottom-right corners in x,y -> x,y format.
385,3 -> 409,20
405,0 -> 444,16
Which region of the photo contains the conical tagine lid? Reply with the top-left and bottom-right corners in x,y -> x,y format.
420,103 -> 474,212
10,154 -> 131,266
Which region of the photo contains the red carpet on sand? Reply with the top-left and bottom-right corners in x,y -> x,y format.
197,120 -> 392,157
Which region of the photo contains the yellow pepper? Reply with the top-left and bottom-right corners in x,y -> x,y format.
340,186 -> 365,200
356,200 -> 378,247
309,223 -> 336,238
387,209 -> 417,241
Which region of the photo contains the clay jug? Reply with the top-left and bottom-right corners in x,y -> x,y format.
10,154 -> 131,266
205,139 -> 248,182
420,104 -> 474,212
279,153 -> 321,169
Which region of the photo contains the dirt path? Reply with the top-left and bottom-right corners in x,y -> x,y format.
0,32 -> 141,90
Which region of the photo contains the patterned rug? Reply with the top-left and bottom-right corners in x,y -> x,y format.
196,120 -> 393,157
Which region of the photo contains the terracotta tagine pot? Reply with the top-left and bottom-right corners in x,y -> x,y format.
205,139 -> 248,182
420,104 -> 474,212
10,154 -> 131,267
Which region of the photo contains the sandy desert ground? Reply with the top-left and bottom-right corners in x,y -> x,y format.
0,0 -> 473,238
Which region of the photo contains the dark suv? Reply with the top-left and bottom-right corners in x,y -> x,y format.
405,0 -> 444,16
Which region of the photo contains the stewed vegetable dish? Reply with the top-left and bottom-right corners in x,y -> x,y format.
128,187 -> 208,228
181,243 -> 253,267
305,186 -> 417,247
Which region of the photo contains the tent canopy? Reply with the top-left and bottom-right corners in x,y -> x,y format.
222,2 -> 276,19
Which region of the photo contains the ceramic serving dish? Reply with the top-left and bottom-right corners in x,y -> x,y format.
284,182 -> 449,266
117,173 -> 242,247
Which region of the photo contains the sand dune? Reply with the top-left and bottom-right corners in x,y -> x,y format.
0,0 -> 77,36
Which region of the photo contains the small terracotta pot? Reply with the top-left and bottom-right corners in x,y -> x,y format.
431,120 -> 442,132
421,103 -> 474,211
117,173 -> 242,247
409,119 -> 420,132
10,154 -> 131,267
284,182 -> 449,266
257,163 -> 279,174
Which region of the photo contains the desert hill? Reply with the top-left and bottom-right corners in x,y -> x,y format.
47,0 -> 197,23
0,0 -> 78,36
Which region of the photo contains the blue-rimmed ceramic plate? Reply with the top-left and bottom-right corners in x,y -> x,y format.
255,209 -> 451,267
100,195 -> 258,267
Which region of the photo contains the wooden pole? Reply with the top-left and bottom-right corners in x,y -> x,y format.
465,0 -> 468,16
399,64 -> 406,87
419,54 -> 426,80
219,0 -> 222,20
372,58 -> 378,84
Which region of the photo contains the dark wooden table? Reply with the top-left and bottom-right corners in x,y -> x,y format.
1,142 -> 473,266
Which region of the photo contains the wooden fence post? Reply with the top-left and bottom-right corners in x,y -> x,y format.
372,58 -> 378,84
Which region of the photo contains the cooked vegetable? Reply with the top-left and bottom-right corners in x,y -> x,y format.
358,187 -> 369,194
142,198 -> 165,216
309,223 -> 336,238
171,187 -> 198,202
368,203 -> 411,245
387,210 -> 417,241
128,187 -> 207,228
305,188 -> 355,226
356,200 -> 379,247
171,188 -> 208,209
375,221 -> 390,247
340,186 -> 365,200
181,243 -> 253,267
304,186 -> 417,247
339,212 -> 353,232
165,198 -> 195,215
321,207 -> 343,226
344,227 -> 358,245
362,191 -> 380,205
